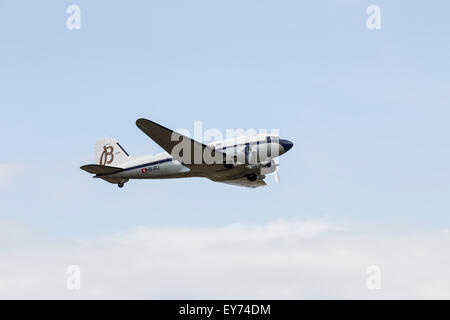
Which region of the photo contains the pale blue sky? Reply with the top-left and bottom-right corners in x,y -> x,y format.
1,0 -> 449,240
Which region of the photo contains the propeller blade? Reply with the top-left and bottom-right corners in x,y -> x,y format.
274,168 -> 279,184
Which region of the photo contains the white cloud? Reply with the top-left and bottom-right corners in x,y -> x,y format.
0,220 -> 450,299
0,163 -> 21,187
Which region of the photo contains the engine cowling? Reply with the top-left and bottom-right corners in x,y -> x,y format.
260,160 -> 277,175
222,145 -> 251,165
221,143 -> 279,168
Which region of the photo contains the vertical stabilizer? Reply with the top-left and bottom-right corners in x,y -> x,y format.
95,138 -> 130,167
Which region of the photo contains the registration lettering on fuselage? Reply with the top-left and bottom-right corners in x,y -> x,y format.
141,165 -> 160,174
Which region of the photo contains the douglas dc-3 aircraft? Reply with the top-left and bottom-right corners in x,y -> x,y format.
80,118 -> 293,188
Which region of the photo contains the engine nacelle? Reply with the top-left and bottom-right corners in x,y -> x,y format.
222,143 -> 280,165
260,160 -> 277,175
244,160 -> 277,177
222,145 -> 250,165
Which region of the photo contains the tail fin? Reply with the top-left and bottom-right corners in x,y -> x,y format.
95,138 -> 130,167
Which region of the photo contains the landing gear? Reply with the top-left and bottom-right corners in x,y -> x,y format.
118,182 -> 124,188
246,174 -> 257,182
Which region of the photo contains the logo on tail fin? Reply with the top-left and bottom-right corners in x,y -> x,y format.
99,145 -> 114,165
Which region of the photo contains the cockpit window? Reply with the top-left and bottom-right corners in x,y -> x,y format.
266,136 -> 271,143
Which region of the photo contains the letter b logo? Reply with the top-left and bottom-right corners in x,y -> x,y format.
99,146 -> 114,165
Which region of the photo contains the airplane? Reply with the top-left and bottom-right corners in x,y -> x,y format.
80,118 -> 293,188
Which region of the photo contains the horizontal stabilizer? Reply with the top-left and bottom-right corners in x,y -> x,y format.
80,164 -> 123,175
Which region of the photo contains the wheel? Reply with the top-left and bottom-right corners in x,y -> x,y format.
118,182 -> 124,188
246,174 -> 257,182
223,163 -> 234,169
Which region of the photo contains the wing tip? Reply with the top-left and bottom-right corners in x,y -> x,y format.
136,118 -> 175,136
80,164 -> 93,174
135,118 -> 148,127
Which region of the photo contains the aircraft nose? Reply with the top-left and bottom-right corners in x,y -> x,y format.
279,139 -> 293,153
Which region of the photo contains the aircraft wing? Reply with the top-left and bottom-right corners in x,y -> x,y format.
136,118 -> 227,172
208,176 -> 267,188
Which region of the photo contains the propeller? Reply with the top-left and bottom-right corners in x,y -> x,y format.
260,159 -> 280,183
274,168 -> 280,183
273,160 -> 280,184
